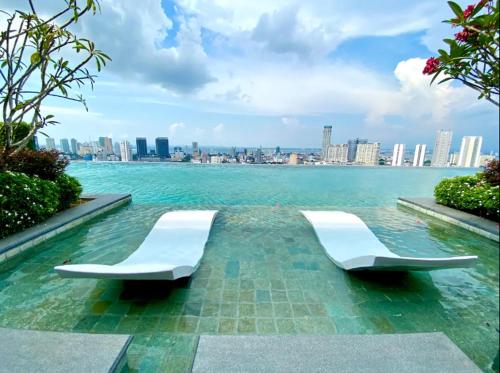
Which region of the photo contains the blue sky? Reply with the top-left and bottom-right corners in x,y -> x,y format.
2,0 -> 498,152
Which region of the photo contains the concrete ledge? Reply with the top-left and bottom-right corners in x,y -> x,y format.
0,328 -> 132,373
0,194 -> 132,263
192,333 -> 480,373
397,198 -> 499,242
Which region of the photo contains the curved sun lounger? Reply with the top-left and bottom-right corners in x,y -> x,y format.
301,211 -> 477,271
55,210 -> 218,280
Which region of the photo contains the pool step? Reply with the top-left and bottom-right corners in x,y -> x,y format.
0,328 -> 132,373
192,333 -> 480,372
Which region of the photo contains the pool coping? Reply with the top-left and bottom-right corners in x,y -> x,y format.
397,197 -> 499,242
0,193 -> 132,263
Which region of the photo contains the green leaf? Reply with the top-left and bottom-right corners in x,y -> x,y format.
448,1 -> 464,18
30,52 -> 40,65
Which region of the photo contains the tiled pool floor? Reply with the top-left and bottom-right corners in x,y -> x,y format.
0,205 -> 498,372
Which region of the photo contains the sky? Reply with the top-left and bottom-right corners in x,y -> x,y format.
1,0 -> 499,152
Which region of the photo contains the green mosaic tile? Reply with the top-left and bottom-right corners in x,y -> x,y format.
307,303 -> 328,316
238,318 -> 256,333
158,316 -> 179,332
183,302 -> 202,316
239,303 -> 256,317
106,301 -> 131,316
239,290 -> 255,302
256,318 -> 277,334
220,303 -> 238,317
292,303 -> 311,317
271,290 -> 288,302
274,303 -> 293,317
90,300 -> 112,315
198,317 -> 219,333
222,289 -> 239,302
176,316 -> 199,333
255,303 -> 273,317
275,318 -> 296,334
256,289 -> 271,303
201,303 -> 219,317
218,318 -> 237,334
240,279 -> 254,290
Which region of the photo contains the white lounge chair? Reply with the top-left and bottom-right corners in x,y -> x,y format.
54,210 -> 218,280
301,211 -> 477,271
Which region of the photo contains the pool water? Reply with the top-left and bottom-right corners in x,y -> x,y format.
0,163 -> 498,372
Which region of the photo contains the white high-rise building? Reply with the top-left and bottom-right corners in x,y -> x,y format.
431,130 -> 453,167
45,137 -> 56,150
413,144 -> 426,167
120,140 -> 132,162
326,144 -> 348,163
355,143 -> 380,165
321,125 -> 332,160
392,144 -> 405,166
457,136 -> 482,168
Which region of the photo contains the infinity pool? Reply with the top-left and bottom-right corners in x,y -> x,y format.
0,163 -> 498,372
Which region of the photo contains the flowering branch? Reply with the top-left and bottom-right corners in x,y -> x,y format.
423,0 -> 499,107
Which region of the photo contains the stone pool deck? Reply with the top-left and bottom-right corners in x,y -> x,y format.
192,333 -> 480,372
0,328 -> 132,373
0,194 -> 131,263
398,197 -> 499,242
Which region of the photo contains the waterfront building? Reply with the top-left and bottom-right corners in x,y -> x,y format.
413,144 -> 426,167
113,142 -> 121,157
288,153 -> 299,165
479,154 -> 496,167
255,147 -> 263,164
392,144 -> 405,166
155,137 -> 170,159
449,152 -> 460,166
192,142 -> 199,159
347,138 -> 368,162
99,137 -> 113,154
431,130 -> 453,167
173,146 -> 184,161
321,125 -> 332,160
210,155 -> 222,164
201,151 -> 208,163
60,138 -> 70,154
327,144 -> 348,163
78,143 -> 93,156
120,141 -> 132,162
355,143 -> 380,165
275,146 -> 281,155
457,136 -> 482,168
136,137 -> 148,160
70,138 -> 78,154
45,137 -> 56,150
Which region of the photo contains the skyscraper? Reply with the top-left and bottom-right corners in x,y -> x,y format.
275,146 -> 281,155
355,143 -> 380,165
136,137 -> 148,159
255,146 -> 263,164
431,130 -> 453,167
392,144 -> 405,166
60,138 -> 70,154
45,137 -> 56,150
322,126 -> 332,160
347,138 -> 368,162
70,138 -> 78,154
413,144 -> 426,167
99,136 -> 114,154
326,144 -> 348,163
192,141 -> 199,159
113,142 -> 121,157
155,137 -> 169,159
457,136 -> 482,168
120,141 -> 132,162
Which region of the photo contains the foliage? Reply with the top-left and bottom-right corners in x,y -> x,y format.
0,171 -> 60,238
0,122 -> 35,150
423,0 -> 499,106
1,148 -> 68,180
0,0 -> 110,157
435,174 -> 500,221
480,159 -> 500,186
55,173 -> 82,210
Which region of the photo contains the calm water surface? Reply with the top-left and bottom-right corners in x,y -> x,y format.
0,163 -> 498,372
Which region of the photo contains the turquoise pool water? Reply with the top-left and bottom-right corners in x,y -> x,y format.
0,163 -> 498,372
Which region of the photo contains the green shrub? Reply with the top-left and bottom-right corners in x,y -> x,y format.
55,174 -> 82,210
0,171 -> 60,238
2,148 -> 68,180
435,175 -> 500,221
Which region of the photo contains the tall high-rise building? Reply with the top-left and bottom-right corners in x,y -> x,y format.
355,143 -> 380,165
99,136 -> 113,154
255,146 -> 263,164
45,137 -> 56,150
457,136 -> 482,168
70,138 -> 78,154
113,142 -> 121,157
275,146 -> 281,155
347,138 -> 368,162
413,144 -> 426,167
321,126 -> 332,160
60,138 -> 70,154
155,137 -> 169,159
326,144 -> 348,163
192,141 -> 199,159
431,130 -> 453,167
392,144 -> 405,166
136,137 -> 148,159
120,141 -> 132,162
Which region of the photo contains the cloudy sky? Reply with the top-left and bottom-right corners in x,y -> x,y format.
2,0 -> 499,152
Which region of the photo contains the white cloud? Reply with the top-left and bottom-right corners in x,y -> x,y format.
213,123 -> 224,133
169,122 -> 186,137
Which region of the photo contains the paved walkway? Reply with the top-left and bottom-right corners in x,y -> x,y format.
398,197 -> 499,242
0,328 -> 132,373
192,333 -> 480,373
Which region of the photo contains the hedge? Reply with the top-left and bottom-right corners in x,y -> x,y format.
0,171 -> 82,239
435,174 -> 500,221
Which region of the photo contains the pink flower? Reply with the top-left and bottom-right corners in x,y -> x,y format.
455,29 -> 471,42
463,5 -> 475,18
423,57 -> 440,75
